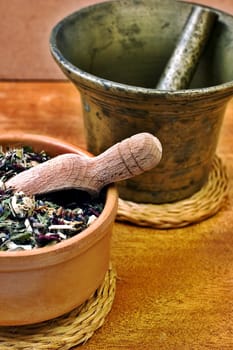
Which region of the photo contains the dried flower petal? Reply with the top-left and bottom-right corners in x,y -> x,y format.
10,192 -> 35,218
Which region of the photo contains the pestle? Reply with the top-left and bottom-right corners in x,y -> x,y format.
156,5 -> 218,90
5,133 -> 162,196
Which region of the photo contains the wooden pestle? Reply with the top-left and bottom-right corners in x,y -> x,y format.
5,133 -> 162,196
156,6 -> 218,90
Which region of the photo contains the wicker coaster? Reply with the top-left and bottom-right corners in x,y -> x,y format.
0,266 -> 116,350
117,156 -> 229,228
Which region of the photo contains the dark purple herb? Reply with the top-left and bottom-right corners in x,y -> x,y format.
0,147 -> 105,251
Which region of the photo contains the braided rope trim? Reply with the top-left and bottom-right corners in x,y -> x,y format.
0,266 -> 116,350
117,156 -> 228,228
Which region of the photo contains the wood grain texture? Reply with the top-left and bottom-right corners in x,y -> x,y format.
0,81 -> 232,348
6,133 -> 162,195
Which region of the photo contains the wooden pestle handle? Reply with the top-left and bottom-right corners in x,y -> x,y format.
91,132 -> 162,191
5,133 -> 162,196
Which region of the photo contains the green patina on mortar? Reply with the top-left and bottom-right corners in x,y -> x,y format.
50,0 -> 233,204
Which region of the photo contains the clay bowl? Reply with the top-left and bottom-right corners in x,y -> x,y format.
0,133 -> 118,326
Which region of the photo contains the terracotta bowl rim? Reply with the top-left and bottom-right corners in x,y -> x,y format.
0,132 -> 118,262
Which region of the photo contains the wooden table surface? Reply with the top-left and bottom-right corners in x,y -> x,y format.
0,81 -> 233,349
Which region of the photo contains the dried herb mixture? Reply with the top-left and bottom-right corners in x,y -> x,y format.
0,146 -> 104,251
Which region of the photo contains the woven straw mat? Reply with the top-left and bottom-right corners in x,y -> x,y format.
117,156 -> 228,228
0,266 -> 116,350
